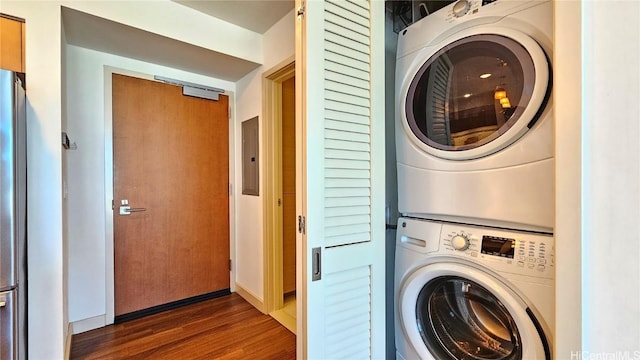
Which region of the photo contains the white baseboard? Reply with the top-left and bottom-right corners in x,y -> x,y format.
71,314 -> 106,334
65,323 -> 73,359
235,284 -> 265,314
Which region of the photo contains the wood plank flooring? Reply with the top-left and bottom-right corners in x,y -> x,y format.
70,293 -> 296,359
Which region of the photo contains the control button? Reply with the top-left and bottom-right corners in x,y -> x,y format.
538,259 -> 546,264
527,263 -> 535,269
452,0 -> 471,17
537,265 -> 546,271
451,234 -> 470,251
518,255 -> 526,261
528,258 -> 536,263
517,261 -> 525,267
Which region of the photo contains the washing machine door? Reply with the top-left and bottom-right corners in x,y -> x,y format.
399,262 -> 550,360
401,28 -> 551,160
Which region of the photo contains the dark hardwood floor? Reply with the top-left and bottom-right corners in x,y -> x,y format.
70,293 -> 296,359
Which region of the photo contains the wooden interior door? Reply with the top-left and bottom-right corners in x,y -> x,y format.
112,74 -> 230,317
282,76 -> 296,295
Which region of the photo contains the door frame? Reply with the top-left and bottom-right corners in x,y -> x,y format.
103,67 -> 237,324
262,57 -> 295,315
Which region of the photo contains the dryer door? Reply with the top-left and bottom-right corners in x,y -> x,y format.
401,28 -> 551,160
399,262 -> 549,360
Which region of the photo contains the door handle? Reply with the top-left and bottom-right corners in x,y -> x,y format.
119,205 -> 147,215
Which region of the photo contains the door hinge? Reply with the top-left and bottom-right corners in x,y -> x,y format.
112,199 -> 114,210
278,198 -> 281,206
229,259 -> 232,271
298,215 -> 306,235
297,1 -> 305,17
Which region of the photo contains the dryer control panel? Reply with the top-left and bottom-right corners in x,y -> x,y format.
441,223 -> 554,279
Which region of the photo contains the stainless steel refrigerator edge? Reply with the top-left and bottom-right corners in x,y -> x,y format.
0,69 -> 27,360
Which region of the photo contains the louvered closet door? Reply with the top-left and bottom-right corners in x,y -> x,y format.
296,0 -> 385,358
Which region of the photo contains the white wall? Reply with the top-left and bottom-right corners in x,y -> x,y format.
554,0 -> 582,357
555,0 -> 640,355
582,1 -> 640,353
234,10 -> 295,300
0,2 -> 65,358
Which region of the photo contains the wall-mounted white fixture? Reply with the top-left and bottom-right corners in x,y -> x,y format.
153,75 -> 225,101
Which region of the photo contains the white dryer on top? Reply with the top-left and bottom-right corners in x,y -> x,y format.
395,0 -> 554,232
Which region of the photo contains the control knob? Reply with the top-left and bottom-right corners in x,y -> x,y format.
451,234 -> 470,251
452,0 -> 471,17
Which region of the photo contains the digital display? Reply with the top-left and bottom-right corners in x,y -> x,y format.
481,236 -> 515,258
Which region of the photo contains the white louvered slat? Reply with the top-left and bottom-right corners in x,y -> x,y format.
325,139 -> 370,152
325,100 -> 370,117
325,159 -> 370,170
325,1 -> 369,28
325,70 -> 370,91
326,327 -> 370,356
325,40 -> 370,64
326,233 -> 371,246
325,129 -> 370,143
326,300 -> 370,321
326,223 -> 370,238
327,290 -> 371,306
325,108 -> 370,125
328,0 -> 369,19
325,31 -> 369,55
325,149 -> 369,162
324,11 -> 369,37
325,179 -> 370,190
325,214 -> 371,228
326,187 -> 370,198
326,80 -> 371,100
325,205 -> 370,217
325,196 -> 370,208
325,21 -> 370,48
325,168 -> 370,179
325,57 -> 369,79
325,266 -> 371,359
325,119 -> 370,134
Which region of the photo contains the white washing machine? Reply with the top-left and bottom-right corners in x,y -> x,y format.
395,0 -> 554,232
395,217 -> 554,360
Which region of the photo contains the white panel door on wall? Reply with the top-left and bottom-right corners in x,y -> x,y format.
295,0 -> 385,358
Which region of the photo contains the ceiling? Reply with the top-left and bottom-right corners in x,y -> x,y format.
62,1 -> 295,82
173,0 -> 295,34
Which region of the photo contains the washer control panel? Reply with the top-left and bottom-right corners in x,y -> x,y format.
441,224 -> 554,278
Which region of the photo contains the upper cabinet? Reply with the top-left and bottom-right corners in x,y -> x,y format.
0,14 -> 25,73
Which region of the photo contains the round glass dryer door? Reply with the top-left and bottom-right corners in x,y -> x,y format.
403,30 -> 550,160
417,276 -> 521,359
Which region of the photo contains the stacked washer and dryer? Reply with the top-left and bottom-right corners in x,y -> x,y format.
394,0 -> 555,359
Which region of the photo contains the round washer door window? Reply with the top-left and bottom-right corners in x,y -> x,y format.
403,31 -> 550,160
417,276 -> 521,360
399,262 -> 548,360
